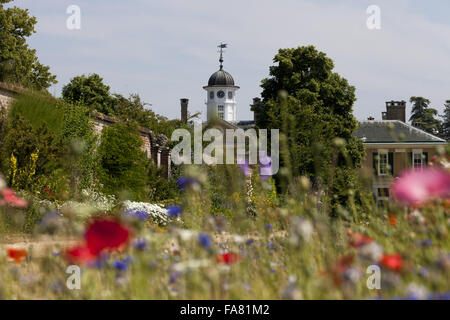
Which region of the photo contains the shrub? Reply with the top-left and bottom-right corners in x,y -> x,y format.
97,123 -> 149,200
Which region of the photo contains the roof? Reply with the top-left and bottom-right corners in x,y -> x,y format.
207,69 -> 236,87
354,120 -> 447,144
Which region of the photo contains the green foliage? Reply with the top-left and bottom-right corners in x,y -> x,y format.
254,45 -> 365,213
62,104 -> 99,193
0,0 -> 56,90
62,74 -> 115,114
9,92 -> 65,136
440,100 -> 450,141
409,96 -> 442,135
0,115 -> 66,191
97,123 -> 149,200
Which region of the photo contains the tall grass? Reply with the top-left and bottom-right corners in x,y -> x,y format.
8,92 -> 66,137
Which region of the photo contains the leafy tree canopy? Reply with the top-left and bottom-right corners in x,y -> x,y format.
409,96 -> 442,135
0,0 -> 56,90
441,100 -> 450,141
253,45 -> 365,212
62,74 -> 115,114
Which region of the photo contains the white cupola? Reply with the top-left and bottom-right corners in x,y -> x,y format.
203,43 -> 239,122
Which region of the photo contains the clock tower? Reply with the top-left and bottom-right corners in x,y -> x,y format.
203,43 -> 239,122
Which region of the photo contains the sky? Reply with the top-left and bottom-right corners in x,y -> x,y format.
7,0 -> 450,123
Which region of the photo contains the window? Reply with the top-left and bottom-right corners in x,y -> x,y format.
228,91 -> 233,99
218,105 -> 224,120
210,91 -> 214,99
377,188 -> 390,198
412,150 -> 423,169
378,151 -> 388,176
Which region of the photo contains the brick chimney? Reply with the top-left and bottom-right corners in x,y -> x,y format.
381,100 -> 406,122
180,98 -> 188,123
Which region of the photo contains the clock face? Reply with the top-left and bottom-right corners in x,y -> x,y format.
217,90 -> 225,98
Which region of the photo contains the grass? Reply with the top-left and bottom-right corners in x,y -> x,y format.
8,92 -> 66,137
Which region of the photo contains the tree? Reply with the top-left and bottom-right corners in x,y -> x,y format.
97,123 -> 149,200
62,74 -> 115,114
409,97 -> 442,135
441,100 -> 450,141
0,0 -> 56,90
254,46 -> 365,213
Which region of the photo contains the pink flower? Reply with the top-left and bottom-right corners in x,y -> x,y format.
391,168 -> 450,206
0,188 -> 27,208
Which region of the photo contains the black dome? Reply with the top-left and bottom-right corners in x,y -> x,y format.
208,69 -> 235,86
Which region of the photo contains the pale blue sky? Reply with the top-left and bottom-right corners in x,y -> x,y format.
8,0 -> 450,122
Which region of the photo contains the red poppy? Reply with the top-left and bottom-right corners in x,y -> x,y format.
0,188 -> 27,208
388,214 -> 397,226
64,218 -> 131,265
65,244 -> 96,264
329,255 -> 354,286
216,252 -> 241,265
43,187 -> 50,192
380,253 -> 403,272
347,230 -> 373,248
7,248 -> 27,263
84,218 -> 130,255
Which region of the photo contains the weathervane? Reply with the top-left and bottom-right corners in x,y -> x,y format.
218,43 -> 227,70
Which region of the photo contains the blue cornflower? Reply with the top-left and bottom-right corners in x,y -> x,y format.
198,233 -> 212,249
246,238 -> 255,245
113,257 -> 131,272
169,272 -> 181,284
264,224 -> 273,231
134,238 -> 147,251
167,205 -> 182,218
177,177 -> 201,190
124,209 -> 148,221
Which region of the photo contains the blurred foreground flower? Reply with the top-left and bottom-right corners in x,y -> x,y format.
177,177 -> 201,191
167,205 -> 182,218
380,253 -> 403,272
7,248 -> 27,263
66,218 -> 131,264
0,188 -> 27,208
391,168 -> 450,206
216,252 -> 241,265
347,230 -> 373,248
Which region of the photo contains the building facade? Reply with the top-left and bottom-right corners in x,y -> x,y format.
354,101 -> 447,206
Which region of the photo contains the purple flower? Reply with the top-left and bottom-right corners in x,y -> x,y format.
198,233 -> 212,249
264,224 -> 273,231
113,257 -> 131,271
246,238 -> 255,245
134,238 -> 147,251
167,205 -> 182,218
177,177 -> 201,190
169,272 -> 181,284
259,151 -> 272,180
124,209 -> 148,221
238,157 -> 251,176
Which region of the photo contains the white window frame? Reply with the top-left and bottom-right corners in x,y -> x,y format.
377,149 -> 388,176
412,149 -> 423,169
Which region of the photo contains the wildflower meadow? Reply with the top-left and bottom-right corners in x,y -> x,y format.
0,147 -> 449,300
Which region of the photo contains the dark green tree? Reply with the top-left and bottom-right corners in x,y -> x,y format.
62,74 -> 115,114
254,46 -> 365,213
0,0 -> 56,90
97,123 -> 149,199
409,97 -> 442,135
441,100 -> 450,141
